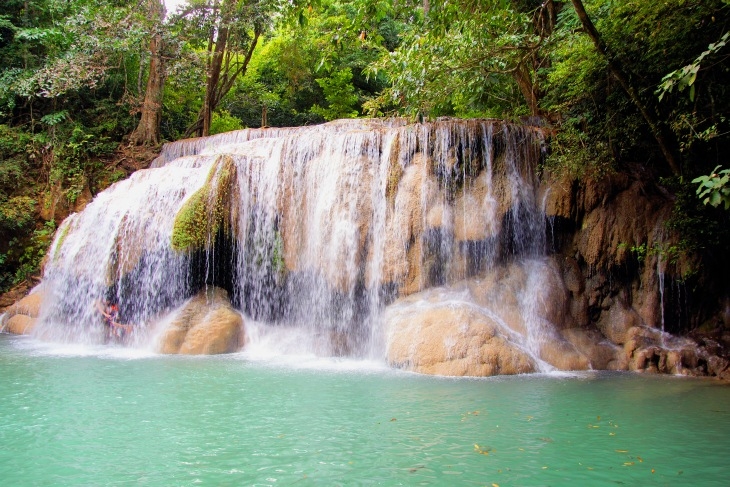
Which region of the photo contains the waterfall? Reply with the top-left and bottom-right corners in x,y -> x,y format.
36,118 -> 559,366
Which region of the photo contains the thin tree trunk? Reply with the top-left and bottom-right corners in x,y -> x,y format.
185,25 -> 261,138
513,62 -> 541,117
201,26 -> 229,137
130,0 -> 166,146
570,0 -> 680,175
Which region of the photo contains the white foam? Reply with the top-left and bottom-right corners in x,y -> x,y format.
10,335 -> 159,360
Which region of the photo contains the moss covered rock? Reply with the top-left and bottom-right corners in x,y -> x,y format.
171,155 -> 236,252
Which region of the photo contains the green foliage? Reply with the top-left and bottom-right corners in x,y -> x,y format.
0,196 -> 36,230
311,68 -> 359,120
538,0 -> 730,175
544,120 -> 613,177
665,177 -> 730,258
657,32 -> 729,102
222,0 -> 404,127
209,111 -> 244,135
0,124 -> 32,192
14,220 -> 56,285
693,166 -> 730,210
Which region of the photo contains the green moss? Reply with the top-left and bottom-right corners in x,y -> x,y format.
171,156 -> 235,252
171,189 -> 209,251
271,230 -> 285,274
52,222 -> 71,261
386,160 -> 403,201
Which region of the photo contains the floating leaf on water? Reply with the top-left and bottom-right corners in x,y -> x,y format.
474,444 -> 492,455
615,450 -> 628,453
651,469 -> 656,474
597,416 -> 601,421
492,483 -> 499,487
637,456 -> 643,463
623,462 -> 635,466
390,418 -> 397,422
609,433 -> 616,436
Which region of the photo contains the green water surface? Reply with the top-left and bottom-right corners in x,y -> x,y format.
1,334 -> 729,486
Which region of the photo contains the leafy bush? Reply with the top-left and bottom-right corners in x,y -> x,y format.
311,68 -> 359,121
693,166 -> 730,210
210,111 -> 244,135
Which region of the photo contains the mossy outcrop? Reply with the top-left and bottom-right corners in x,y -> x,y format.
171,155 -> 236,252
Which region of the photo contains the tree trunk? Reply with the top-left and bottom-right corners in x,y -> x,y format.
129,0 -> 166,146
513,62 -> 541,117
570,0 -> 680,175
185,23 -> 261,139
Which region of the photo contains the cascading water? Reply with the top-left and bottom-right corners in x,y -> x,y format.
34,118 -> 568,371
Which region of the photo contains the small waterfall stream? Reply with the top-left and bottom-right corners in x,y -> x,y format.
35,118 -> 570,370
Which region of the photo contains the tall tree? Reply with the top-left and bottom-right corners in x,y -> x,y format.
129,0 -> 167,146
569,0 -> 679,175
177,0 -> 277,138
373,0 -> 557,118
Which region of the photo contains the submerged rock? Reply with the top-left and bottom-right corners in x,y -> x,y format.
157,287 -> 244,355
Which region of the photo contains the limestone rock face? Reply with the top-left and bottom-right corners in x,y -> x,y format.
384,261 -> 594,377
4,315 -> 37,335
385,295 -> 536,376
1,289 -> 44,335
561,328 -> 626,370
157,287 -> 244,355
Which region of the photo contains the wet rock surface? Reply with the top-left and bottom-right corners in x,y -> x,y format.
157,287 -> 244,355
0,288 -> 44,335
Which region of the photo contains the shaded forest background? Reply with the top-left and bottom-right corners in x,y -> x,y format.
1,0 -> 729,331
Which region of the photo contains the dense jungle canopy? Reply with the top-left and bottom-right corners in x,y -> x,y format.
1,0 -> 729,309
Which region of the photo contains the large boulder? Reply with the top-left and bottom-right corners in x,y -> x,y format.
383,259 -> 594,376
561,328 -> 626,370
157,287 -> 244,355
384,290 -> 537,377
4,314 -> 37,335
0,288 -> 45,335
